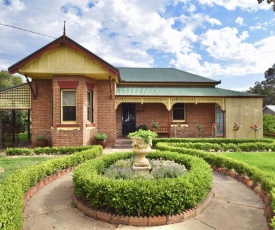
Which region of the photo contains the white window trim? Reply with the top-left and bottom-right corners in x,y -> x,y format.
61,89 -> 77,124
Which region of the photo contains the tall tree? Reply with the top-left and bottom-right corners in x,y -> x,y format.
0,70 -> 23,89
257,0 -> 275,11
246,63 -> 275,106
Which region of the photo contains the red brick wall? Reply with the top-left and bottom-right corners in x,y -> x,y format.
174,103 -> 215,138
96,80 -> 116,146
31,79 -> 52,145
115,102 -> 215,138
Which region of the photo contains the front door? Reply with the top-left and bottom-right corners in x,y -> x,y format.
122,103 -> 136,136
215,106 -> 224,137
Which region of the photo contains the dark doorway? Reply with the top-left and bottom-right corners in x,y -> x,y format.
122,103 -> 136,136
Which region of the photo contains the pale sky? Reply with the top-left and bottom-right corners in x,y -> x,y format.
1,0 -> 275,91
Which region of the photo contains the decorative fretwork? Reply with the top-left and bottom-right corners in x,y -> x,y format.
115,96 -> 225,110
0,84 -> 31,109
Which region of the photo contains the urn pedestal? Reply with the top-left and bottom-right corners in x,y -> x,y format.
131,137 -> 151,173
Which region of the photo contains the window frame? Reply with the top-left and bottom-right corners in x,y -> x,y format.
87,90 -> 93,123
172,103 -> 186,122
61,89 -> 77,124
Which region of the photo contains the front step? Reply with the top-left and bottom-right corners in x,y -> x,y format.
114,137 -> 132,149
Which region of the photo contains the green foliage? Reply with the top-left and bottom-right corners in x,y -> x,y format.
162,141 -> 275,152
263,114 -> 275,136
94,133 -> 108,140
73,151 -> 212,217
6,147 -> 32,156
156,142 -> 275,192
246,63 -> 275,106
33,145 -> 93,155
150,159 -> 187,179
103,158 -> 187,180
0,145 -> 102,229
156,141 -> 275,227
0,157 -> 50,184
128,129 -> 158,144
36,135 -> 46,141
136,124 -> 148,130
152,137 -> 274,146
0,70 -> 23,90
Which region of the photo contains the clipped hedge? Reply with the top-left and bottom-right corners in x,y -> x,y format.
169,142 -> 275,152
0,145 -> 102,230
6,147 -> 32,156
73,150 -> 212,217
156,142 -> 275,229
152,137 -> 274,146
5,145 -> 94,156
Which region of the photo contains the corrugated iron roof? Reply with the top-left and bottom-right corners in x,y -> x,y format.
263,105 -> 275,112
117,67 -> 220,84
116,86 -> 260,97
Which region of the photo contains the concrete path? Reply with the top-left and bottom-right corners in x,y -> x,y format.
23,170 -> 267,230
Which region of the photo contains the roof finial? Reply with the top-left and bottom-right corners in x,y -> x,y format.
63,21 -> 66,38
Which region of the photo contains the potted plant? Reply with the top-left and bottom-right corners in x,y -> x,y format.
35,135 -> 48,147
95,133 -> 108,149
151,120 -> 159,131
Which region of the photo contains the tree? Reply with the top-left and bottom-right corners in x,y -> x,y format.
246,63 -> 275,106
257,0 -> 275,11
0,70 -> 23,90
263,114 -> 275,136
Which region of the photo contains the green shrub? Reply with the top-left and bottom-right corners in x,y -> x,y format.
0,145 -> 102,230
156,142 -> 275,192
263,114 -> 275,136
6,148 -> 32,156
73,150 -> 212,217
33,145 -> 93,155
152,138 -> 274,147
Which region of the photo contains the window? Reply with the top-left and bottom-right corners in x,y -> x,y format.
61,90 -> 76,123
172,103 -> 185,121
87,91 -> 93,122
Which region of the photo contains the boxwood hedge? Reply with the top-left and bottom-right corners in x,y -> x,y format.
165,141 -> 275,152
152,137 -> 274,147
0,145 -> 102,230
73,150 -> 212,217
156,142 -> 275,229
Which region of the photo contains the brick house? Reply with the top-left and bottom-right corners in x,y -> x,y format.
7,35 -> 263,147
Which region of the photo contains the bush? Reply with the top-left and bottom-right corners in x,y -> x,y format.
152,138 -> 274,147
263,114 -> 275,136
73,150 -> 212,217
6,147 -> 32,156
155,141 -> 275,229
0,145 -> 102,230
33,146 -> 93,155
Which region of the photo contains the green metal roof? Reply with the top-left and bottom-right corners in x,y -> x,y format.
117,67 -> 220,84
116,86 -> 260,97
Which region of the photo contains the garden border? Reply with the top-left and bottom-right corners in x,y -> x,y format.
72,189 -> 214,226
212,166 -> 274,228
22,165 -> 273,228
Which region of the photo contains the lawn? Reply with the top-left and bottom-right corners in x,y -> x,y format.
220,152 -> 275,176
0,156 -> 51,184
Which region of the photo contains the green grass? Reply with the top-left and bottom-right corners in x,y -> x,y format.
0,156 -> 51,184
220,152 -> 275,176
19,133 -> 31,141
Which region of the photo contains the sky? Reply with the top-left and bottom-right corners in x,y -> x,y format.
0,0 -> 275,91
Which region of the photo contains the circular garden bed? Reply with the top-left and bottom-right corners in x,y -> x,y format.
73,150 -> 213,224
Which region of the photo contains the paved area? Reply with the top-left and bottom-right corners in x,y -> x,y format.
23,151 -> 268,230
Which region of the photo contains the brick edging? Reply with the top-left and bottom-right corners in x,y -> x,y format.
72,189 -> 214,226
212,166 -> 274,230
23,167 -> 74,206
